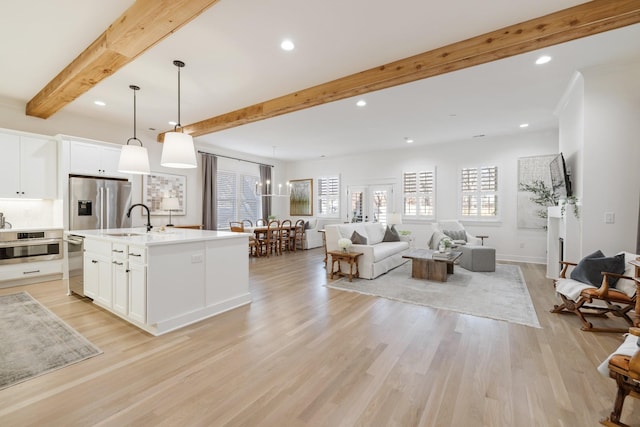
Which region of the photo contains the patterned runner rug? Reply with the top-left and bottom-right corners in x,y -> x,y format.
0,292 -> 102,390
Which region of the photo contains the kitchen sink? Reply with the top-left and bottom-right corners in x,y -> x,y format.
105,232 -> 143,237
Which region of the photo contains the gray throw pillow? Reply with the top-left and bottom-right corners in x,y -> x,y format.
443,229 -> 466,242
350,230 -> 368,245
304,221 -> 311,229
570,250 -> 626,287
382,226 -> 400,242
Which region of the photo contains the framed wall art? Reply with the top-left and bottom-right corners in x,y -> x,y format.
142,172 -> 187,215
289,178 -> 313,216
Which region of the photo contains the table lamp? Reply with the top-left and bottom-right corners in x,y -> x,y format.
162,197 -> 180,226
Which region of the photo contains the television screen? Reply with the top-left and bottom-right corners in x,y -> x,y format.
549,153 -> 572,199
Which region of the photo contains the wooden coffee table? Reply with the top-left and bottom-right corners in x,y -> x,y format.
402,249 -> 462,282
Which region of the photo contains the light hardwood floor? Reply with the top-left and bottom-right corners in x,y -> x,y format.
0,249 -> 638,426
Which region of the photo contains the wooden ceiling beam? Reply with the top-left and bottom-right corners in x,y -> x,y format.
159,0 -> 640,142
26,0 -> 220,119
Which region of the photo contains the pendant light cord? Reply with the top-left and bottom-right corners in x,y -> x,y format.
127,85 -> 142,146
173,60 -> 186,132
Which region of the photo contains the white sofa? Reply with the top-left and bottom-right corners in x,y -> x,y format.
324,223 -> 410,279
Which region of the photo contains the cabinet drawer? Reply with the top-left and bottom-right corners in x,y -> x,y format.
84,239 -> 111,256
0,260 -> 63,282
127,246 -> 146,264
111,243 -> 127,259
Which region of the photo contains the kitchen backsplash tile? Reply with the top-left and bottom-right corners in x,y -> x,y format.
0,200 -> 60,229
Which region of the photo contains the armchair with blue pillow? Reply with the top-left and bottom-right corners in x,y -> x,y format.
551,250 -> 640,332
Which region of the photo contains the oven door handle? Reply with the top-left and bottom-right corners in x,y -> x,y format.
0,238 -> 62,248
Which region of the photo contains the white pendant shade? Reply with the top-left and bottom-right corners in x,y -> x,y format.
161,131 -> 197,168
162,197 -> 180,210
118,144 -> 150,175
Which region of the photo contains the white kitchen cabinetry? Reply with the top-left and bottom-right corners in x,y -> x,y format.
127,246 -> 147,324
112,243 -> 128,316
0,132 -> 57,199
83,239 -> 112,306
72,229 -> 250,336
69,140 -> 128,179
0,260 -> 63,288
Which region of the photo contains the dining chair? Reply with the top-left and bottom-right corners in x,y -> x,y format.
293,219 -> 306,251
264,219 -> 281,256
229,221 -> 260,257
229,221 -> 244,232
256,218 -> 267,227
242,219 -> 253,227
279,219 -> 293,253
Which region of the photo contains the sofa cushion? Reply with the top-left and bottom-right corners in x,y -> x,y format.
351,230 -> 368,245
570,250 -> 626,287
382,226 -> 400,242
371,241 -> 409,262
305,219 -> 317,229
443,229 -> 466,242
365,223 -> 386,245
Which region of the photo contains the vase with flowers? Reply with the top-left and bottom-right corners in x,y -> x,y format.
438,237 -> 452,253
338,238 -> 352,253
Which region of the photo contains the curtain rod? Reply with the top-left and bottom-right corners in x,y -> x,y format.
198,151 -> 274,168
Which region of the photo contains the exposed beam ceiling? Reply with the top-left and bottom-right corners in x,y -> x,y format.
25,0 -> 220,119
158,0 -> 640,142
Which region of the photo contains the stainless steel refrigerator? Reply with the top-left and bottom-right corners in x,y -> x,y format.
69,176 -> 132,231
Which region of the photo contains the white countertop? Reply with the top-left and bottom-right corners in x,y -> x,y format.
66,227 -> 246,246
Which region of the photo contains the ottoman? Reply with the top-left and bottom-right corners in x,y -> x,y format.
459,245 -> 495,272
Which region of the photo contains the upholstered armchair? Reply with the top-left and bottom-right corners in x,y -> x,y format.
430,220 -> 482,249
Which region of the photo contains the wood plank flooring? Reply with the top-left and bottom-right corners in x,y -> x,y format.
0,250 -> 638,426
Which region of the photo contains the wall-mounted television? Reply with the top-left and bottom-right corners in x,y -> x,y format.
549,153 -> 572,199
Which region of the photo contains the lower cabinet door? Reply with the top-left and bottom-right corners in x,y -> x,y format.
112,260 -> 128,316
128,263 -> 146,324
83,255 -> 100,299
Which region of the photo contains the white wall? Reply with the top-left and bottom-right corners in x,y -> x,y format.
286,130 -> 559,263
580,59 -> 640,255
556,72 -> 584,262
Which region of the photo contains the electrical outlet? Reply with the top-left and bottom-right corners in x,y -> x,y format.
604,212 -> 615,224
191,253 -> 203,263
519,242 -> 525,249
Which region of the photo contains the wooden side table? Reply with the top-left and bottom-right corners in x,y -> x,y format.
328,250 -> 363,282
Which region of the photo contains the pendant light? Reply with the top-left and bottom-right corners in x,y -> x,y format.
118,85 -> 150,175
161,60 -> 197,169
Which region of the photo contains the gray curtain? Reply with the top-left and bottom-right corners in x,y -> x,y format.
260,164 -> 271,220
637,191 -> 640,254
201,153 -> 217,230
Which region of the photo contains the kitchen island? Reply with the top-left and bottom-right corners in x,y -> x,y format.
67,227 -> 251,336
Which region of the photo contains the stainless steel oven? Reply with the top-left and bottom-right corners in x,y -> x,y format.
66,234 -> 84,297
0,229 -> 63,265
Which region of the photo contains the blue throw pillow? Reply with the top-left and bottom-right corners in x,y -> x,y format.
570,250 -> 626,287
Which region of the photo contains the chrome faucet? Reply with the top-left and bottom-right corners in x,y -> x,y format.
127,204 -> 152,232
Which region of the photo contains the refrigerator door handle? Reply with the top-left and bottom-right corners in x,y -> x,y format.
99,187 -> 104,229
106,187 -> 110,229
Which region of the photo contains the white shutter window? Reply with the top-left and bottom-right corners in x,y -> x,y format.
240,174 -> 259,221
216,170 -> 237,229
317,176 -> 339,217
403,170 -> 435,219
460,166 -> 498,218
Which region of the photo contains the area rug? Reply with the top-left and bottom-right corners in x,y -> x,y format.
0,292 -> 102,390
327,262 -> 541,328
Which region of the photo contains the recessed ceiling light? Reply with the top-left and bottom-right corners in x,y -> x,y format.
356,100 -> 367,107
405,137 -> 414,144
520,123 -> 529,128
94,100 -> 106,106
535,55 -> 552,65
280,39 -> 295,51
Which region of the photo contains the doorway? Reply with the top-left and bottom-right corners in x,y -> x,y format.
346,185 -> 394,223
